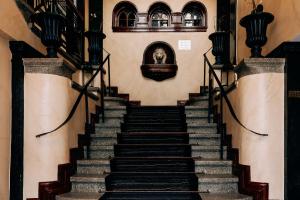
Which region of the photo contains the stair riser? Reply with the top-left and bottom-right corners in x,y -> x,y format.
118,135 -> 189,144
190,138 -> 220,146
77,165 -> 110,175
186,118 -> 210,124
104,101 -> 126,107
95,128 -> 121,134
114,147 -> 191,157
198,182 -> 238,193
96,119 -> 123,126
101,192 -> 201,200
185,111 -> 208,117
91,138 -> 117,146
110,160 -> 195,172
189,101 -> 209,107
188,127 -> 217,134
89,150 -> 114,159
195,165 -> 232,175
71,182 -> 105,193
105,176 -> 198,191
192,150 -> 227,159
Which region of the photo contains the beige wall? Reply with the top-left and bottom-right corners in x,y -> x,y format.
24,73 -> 96,199
223,73 -> 285,199
104,0 -> 216,105
0,33 -> 12,200
237,0 -> 300,61
0,0 -> 95,199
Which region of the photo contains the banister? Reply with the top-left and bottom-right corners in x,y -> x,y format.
203,49 -> 268,137
36,54 -> 110,138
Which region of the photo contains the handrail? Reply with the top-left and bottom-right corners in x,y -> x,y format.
203,49 -> 268,137
36,54 -> 110,138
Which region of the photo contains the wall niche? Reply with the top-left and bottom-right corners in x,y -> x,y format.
141,42 -> 178,81
112,1 -> 208,32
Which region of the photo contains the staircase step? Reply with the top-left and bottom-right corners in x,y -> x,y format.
197,174 -> 238,193
105,172 -> 198,191
188,124 -> 218,134
90,135 -> 117,146
186,116 -> 210,124
188,98 -> 209,107
95,127 -> 121,134
192,145 -> 227,159
122,123 -> 187,132
77,160 -> 110,175
70,174 -> 106,193
189,133 -> 220,146
89,146 -> 114,159
104,97 -> 128,107
99,107 -> 127,118
114,144 -> 192,157
110,157 -> 195,172
117,132 -> 189,144
100,191 -> 201,200
194,159 -> 232,174
124,118 -> 184,123
56,192 -> 103,200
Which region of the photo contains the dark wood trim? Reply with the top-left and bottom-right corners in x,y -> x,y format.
36,134 -> 88,199
71,81 -> 99,101
9,41 -> 45,200
112,26 -> 208,32
35,105 -> 103,199
227,147 -> 269,200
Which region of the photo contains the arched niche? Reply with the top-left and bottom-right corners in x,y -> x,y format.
182,1 -> 207,28
141,41 -> 178,81
112,1 -> 138,29
148,2 -> 172,28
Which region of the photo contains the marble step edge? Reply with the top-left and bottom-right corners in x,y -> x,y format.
56,192 -> 252,200
102,106 -> 127,110
104,96 -> 128,102
90,133 -> 221,138
88,145 -> 226,149
70,173 -> 237,183
77,158 -> 232,166
185,106 -> 209,110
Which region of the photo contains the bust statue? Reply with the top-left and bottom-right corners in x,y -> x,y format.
153,48 -> 167,64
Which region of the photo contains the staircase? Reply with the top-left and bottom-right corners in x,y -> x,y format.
57,95 -> 252,200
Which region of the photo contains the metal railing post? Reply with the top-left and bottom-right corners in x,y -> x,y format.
100,64 -> 105,123
108,55 -> 111,96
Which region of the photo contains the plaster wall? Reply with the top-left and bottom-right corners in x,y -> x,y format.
103,0 -> 216,105
0,33 -> 12,200
223,73 -> 285,200
237,0 -> 300,61
0,0 -> 95,199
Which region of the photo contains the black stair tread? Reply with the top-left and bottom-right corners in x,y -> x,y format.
115,144 -> 192,146
119,132 -> 188,135
101,191 -> 201,200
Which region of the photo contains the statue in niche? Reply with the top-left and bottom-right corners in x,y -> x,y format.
153,48 -> 167,64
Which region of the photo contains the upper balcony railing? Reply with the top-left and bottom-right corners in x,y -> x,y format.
22,0 -> 85,66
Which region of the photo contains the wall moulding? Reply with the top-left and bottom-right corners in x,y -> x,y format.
23,58 -> 77,80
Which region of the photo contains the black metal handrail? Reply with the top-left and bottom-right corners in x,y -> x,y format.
36,54 -> 110,138
203,48 -> 268,158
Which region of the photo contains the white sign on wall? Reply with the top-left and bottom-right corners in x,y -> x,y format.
178,40 -> 192,50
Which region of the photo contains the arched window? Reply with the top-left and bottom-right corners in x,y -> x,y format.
148,2 -> 172,28
113,1 -> 137,29
182,1 -> 207,27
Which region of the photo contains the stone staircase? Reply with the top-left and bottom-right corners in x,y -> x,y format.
57,95 -> 252,200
